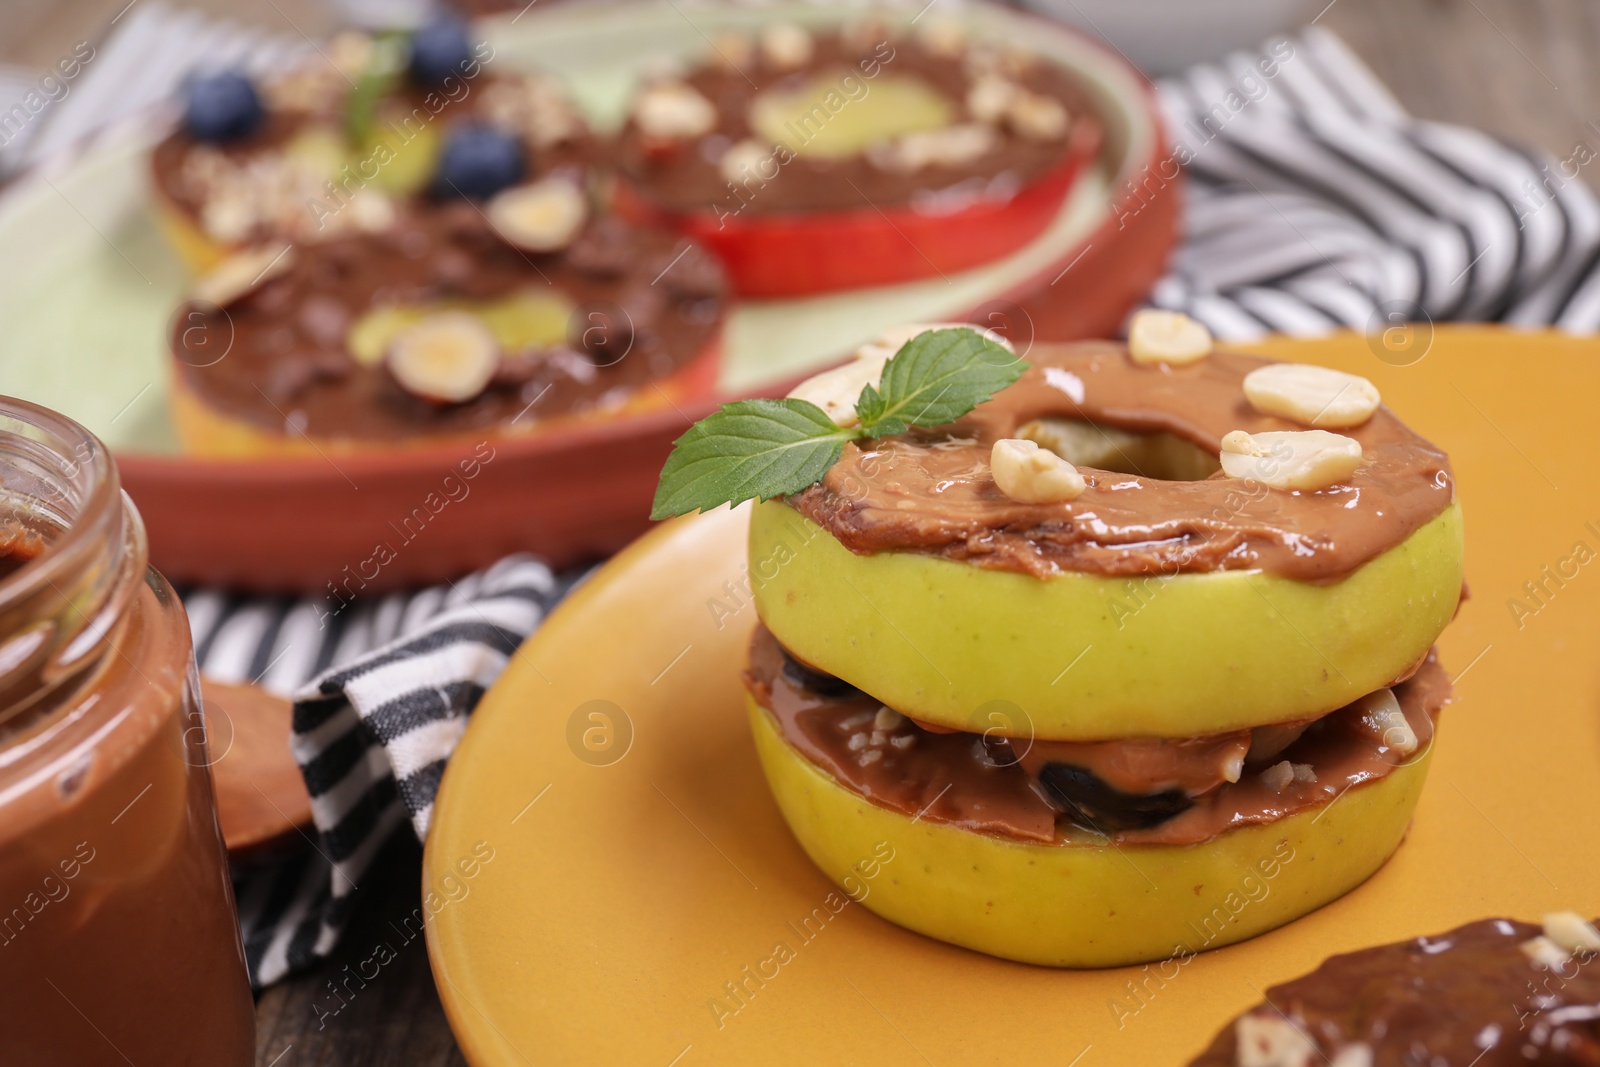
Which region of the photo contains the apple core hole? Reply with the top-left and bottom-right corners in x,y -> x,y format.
1019,417 -> 1220,481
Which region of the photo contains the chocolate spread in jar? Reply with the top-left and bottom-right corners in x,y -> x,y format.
1187,918 -> 1600,1066
617,30 -> 1097,215
743,625 -> 1450,848
172,205 -> 724,440
0,544 -> 254,1064
787,342 -> 1456,583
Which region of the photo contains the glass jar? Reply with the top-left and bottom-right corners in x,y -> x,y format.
0,396 -> 254,1063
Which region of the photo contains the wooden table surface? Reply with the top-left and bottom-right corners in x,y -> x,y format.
0,1 -> 1591,1063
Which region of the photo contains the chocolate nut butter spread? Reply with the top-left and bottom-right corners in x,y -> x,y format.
617,27 -> 1096,215
744,625 -> 1450,848
1188,916 -> 1600,1066
172,205 -> 724,441
0,398 -> 253,1064
786,342 -> 1456,582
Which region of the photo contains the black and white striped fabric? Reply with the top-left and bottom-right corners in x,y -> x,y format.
1150,26 -> 1600,337
205,557 -> 580,986
159,25 -> 1600,989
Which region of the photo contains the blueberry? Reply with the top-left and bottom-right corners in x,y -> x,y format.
409,13 -> 474,86
434,125 -> 524,199
182,71 -> 264,143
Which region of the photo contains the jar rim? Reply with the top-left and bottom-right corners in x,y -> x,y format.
0,395 -> 121,600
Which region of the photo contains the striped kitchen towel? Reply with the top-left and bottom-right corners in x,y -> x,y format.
1148,25 -> 1600,336
78,15 -> 1598,988
213,556 -> 583,986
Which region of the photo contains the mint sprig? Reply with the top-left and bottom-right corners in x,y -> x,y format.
651,328 -> 1026,519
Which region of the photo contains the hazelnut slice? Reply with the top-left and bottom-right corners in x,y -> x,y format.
916,18 -> 967,57
1007,91 -> 1069,141
1522,934 -> 1573,970
1543,911 -> 1600,954
488,178 -> 588,253
1259,760 -> 1295,792
967,75 -> 1017,124
1219,429 -> 1363,492
1234,1012 -> 1315,1067
709,29 -> 754,70
1128,308 -> 1212,365
1244,363 -> 1382,429
387,312 -> 500,404
1350,689 -> 1418,758
760,22 -> 814,68
633,81 -> 717,140
991,438 -> 1086,504
719,139 -> 771,184
190,243 -> 294,308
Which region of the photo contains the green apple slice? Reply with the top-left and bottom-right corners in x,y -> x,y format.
749,499 -> 1465,738
748,70 -> 954,159
346,289 -> 574,367
749,694 -> 1434,968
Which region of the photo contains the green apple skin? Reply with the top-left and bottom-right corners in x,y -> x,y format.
748,697 -> 1432,968
749,499 -> 1464,739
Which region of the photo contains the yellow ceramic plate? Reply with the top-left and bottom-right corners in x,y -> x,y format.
425,327 -> 1600,1065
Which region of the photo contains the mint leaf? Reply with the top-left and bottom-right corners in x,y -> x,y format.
862,327 -> 1027,435
650,399 -> 856,519
345,33 -> 406,144
650,327 -> 1029,519
852,382 -> 905,437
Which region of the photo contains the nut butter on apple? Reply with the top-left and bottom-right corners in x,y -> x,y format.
612,19 -> 1102,294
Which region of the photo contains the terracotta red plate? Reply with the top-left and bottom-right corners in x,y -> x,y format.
614,119 -> 1105,297
0,2 -> 1176,592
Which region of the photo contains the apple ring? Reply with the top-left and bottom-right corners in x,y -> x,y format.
751,341 -> 1464,738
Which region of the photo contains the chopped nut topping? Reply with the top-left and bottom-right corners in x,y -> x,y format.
859,748 -> 883,766
760,23 -> 814,68
191,243 -> 294,308
1235,1012 -> 1315,1067
1329,1045 -> 1374,1067
709,29 -> 754,70
966,75 -> 1016,123
481,73 -> 584,149
386,312 -> 500,404
846,732 -> 869,752
719,138 -> 771,184
1351,689 -> 1418,758
916,18 -> 967,57
868,123 -> 998,172
1244,363 -> 1381,429
1220,429 -> 1363,492
991,438 -> 1087,504
488,178 -> 588,253
890,734 -> 916,750
1544,911 -> 1600,954
1006,91 -> 1069,141
1128,308 -> 1213,365
633,81 -> 717,140
873,706 -> 906,732
1522,934 -> 1573,970
1259,760 -> 1295,793
1291,763 -> 1317,783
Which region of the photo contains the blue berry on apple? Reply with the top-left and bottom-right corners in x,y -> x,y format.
434,125 -> 524,199
409,14 -> 473,86
182,71 -> 264,143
